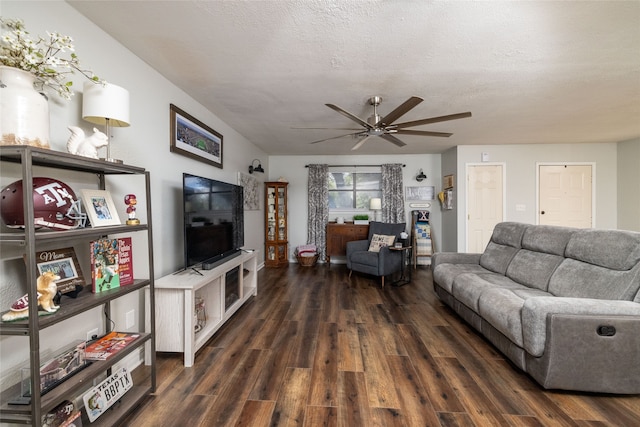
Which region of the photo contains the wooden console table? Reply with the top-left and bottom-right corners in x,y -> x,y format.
326,222 -> 369,263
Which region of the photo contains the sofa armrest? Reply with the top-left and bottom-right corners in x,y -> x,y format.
377,246 -> 402,275
527,313 -> 640,393
431,252 -> 481,270
346,239 -> 369,253
346,239 -> 369,269
522,297 -> 640,357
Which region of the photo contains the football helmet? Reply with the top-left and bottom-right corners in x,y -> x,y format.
1,178 -> 87,230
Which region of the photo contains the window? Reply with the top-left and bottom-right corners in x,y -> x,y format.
328,171 -> 381,210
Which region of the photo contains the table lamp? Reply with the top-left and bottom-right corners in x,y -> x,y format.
370,197 -> 382,221
82,81 -> 130,163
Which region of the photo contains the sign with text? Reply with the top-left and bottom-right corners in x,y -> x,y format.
82,367 -> 133,422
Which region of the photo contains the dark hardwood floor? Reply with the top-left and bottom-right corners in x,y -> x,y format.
125,264 -> 640,426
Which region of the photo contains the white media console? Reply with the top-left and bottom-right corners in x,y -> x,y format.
146,251 -> 257,367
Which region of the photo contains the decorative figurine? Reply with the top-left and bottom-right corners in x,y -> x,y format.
124,194 -> 140,225
1,272 -> 61,322
67,126 -> 108,159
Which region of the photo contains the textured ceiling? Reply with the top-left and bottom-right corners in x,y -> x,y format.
68,0 -> 640,155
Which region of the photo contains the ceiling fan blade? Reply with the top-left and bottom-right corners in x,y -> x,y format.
380,133 -> 406,147
394,112 -> 472,129
378,96 -> 423,126
351,135 -> 373,151
309,132 -> 362,144
292,127 -> 362,130
326,104 -> 372,129
396,129 -> 453,137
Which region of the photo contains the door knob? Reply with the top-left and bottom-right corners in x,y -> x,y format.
541,211 -> 545,215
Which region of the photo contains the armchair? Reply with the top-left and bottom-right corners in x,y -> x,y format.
346,221 -> 407,288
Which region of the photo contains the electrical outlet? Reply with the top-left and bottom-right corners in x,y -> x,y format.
86,328 -> 99,342
126,310 -> 135,329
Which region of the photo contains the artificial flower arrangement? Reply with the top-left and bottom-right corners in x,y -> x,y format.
0,17 -> 103,99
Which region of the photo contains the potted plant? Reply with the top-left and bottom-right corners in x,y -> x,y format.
353,214 -> 369,225
0,18 -> 103,148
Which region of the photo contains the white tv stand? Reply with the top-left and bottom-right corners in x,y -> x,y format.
147,251 -> 257,367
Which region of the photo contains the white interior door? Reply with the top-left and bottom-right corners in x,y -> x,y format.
466,164 -> 504,252
538,164 -> 593,228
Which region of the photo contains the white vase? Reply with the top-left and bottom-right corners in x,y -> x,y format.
0,66 -> 50,148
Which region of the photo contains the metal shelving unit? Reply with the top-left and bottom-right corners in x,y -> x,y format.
0,146 -> 156,425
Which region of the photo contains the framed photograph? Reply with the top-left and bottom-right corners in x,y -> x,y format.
33,247 -> 86,294
79,189 -> 122,227
443,174 -> 455,189
405,186 -> 435,201
170,104 -> 223,168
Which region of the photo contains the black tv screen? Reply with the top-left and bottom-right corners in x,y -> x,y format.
183,173 -> 244,269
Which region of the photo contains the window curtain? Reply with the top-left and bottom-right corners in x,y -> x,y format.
307,164 -> 329,260
381,163 -> 405,223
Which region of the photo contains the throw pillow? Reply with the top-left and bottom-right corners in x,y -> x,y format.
368,234 -> 396,252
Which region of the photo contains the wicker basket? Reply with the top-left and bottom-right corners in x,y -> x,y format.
296,253 -> 319,267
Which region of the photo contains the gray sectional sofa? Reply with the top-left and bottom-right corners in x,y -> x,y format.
432,222 -> 640,394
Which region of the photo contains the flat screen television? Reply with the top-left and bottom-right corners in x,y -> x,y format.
183,173 -> 244,270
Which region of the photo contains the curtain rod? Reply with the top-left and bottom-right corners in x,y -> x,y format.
305,164 -> 406,168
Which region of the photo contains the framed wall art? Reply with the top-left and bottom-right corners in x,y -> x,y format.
443,174 -> 455,189
170,104 -> 223,168
33,247 -> 86,293
405,186 -> 435,201
80,189 -> 122,227
238,172 -> 260,210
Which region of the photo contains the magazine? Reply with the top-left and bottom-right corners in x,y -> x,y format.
117,237 -> 134,286
84,332 -> 140,361
90,239 -> 120,293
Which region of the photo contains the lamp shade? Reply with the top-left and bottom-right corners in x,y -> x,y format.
370,198 -> 382,210
82,81 -> 130,127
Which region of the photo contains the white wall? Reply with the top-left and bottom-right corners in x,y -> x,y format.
1,1 -> 266,384
617,138 -> 640,232
268,154 -> 442,262
455,143 -> 618,250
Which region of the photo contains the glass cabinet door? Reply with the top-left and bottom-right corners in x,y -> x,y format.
264,182 -> 288,267
266,186 -> 276,242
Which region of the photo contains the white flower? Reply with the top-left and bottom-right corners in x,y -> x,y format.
0,17 -> 104,99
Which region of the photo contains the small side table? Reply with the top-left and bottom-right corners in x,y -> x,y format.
389,245 -> 412,287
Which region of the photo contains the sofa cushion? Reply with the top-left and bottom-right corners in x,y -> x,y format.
506,250 -> 564,291
488,222 -> 529,247
565,229 -> 640,271
521,224 -> 576,256
433,263 -> 489,293
548,260 -> 640,301
480,242 -> 520,275
479,222 -> 528,274
477,287 -> 527,347
452,273 -> 523,313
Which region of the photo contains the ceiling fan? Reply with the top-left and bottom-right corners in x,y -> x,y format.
303,96 -> 472,150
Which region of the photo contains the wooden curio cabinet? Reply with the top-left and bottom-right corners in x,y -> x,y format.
264,181 -> 288,267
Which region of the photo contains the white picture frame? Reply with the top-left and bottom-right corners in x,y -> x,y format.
80,189 -> 122,227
